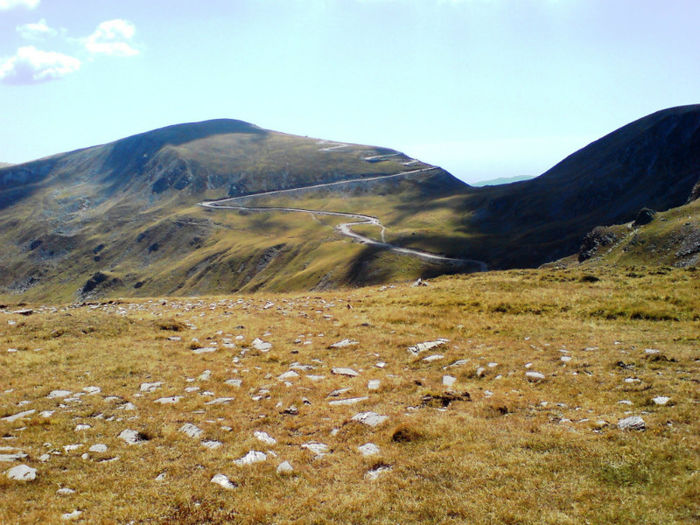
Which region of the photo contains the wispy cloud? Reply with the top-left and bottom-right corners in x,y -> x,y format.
17,18 -> 58,41
84,19 -> 139,57
0,0 -> 39,9
0,46 -> 80,85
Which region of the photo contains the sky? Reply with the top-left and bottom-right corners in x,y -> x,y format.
0,0 -> 698,183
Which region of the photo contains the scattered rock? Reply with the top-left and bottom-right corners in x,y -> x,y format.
0,451 -> 28,462
47,390 -> 72,399
2,409 -> 35,423
254,431 -> 276,445
233,450 -> 267,466
525,371 -> 545,382
118,429 -> 148,445
205,397 -> 235,405
6,464 -> 36,481
57,487 -> 76,495
154,396 -> 182,404
89,444 -> 107,453
412,278 -> 429,287
224,379 -> 242,387
193,347 -> 217,355
301,442 -> 328,456
198,370 -> 211,381
407,339 -> 448,356
278,370 -> 299,381
251,338 -> 272,352
423,354 -> 444,363
652,396 -> 671,406
211,473 -> 237,489
367,380 -> 381,390
351,411 -> 388,427
365,463 -> 392,480
202,440 -> 223,449
140,382 -> 162,393
329,339 -> 358,349
277,461 -> 294,474
331,367 -> 359,377
82,386 -> 101,395
618,416 -> 646,431
329,397 -> 368,406
358,443 -> 380,456
442,375 -> 456,387
179,423 -> 203,439
61,510 -> 82,521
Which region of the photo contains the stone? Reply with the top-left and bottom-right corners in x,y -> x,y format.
423,354 -> 444,362
47,390 -> 72,399
6,464 -> 36,481
179,423 -> 203,439
618,416 -> 646,431
365,464 -> 392,480
0,451 -> 27,462
358,443 -> 380,456
443,375 -> 456,387
202,440 -> 223,449
140,382 -> 162,393
154,396 -> 182,404
652,396 -> 670,406
205,397 -> 235,405
118,429 -> 147,445
211,473 -> 237,489
57,487 -> 75,495
525,371 -> 545,382
74,424 -> 91,431
254,431 -> 277,445
61,510 -> 82,521
277,461 -> 294,474
329,397 -> 368,406
225,379 -> 242,387
328,387 -> 352,397
89,444 -> 107,453
367,380 -> 381,390
193,347 -> 217,354
278,370 -> 299,381
2,409 -> 35,422
251,338 -> 272,352
83,386 -> 101,395
234,450 -> 267,466
329,339 -> 358,348
331,367 -> 359,377
301,442 -> 328,456
407,339 -> 448,356
352,412 -> 388,427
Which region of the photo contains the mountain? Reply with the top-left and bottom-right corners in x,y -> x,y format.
471,175 -> 535,186
0,106 -> 698,301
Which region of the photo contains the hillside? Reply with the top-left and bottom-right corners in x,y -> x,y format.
1,267 -> 697,523
0,106 -> 698,302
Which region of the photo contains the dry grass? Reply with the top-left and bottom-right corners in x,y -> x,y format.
0,267 -> 698,523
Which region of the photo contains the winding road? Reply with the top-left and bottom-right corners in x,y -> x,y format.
199,169 -> 488,271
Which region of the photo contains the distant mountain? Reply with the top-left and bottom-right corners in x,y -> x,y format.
0,106 -> 697,301
471,175 -> 535,187
0,162 -> 12,168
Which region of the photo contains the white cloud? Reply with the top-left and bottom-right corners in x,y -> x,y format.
0,0 -> 39,9
84,19 -> 139,57
0,46 -> 80,85
17,19 -> 58,40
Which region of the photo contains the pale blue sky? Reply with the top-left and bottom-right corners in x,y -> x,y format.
1,0 -> 698,183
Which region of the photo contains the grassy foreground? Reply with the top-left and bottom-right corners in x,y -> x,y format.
0,267 -> 698,524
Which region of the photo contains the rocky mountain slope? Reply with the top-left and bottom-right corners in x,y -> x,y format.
0,106 -> 697,301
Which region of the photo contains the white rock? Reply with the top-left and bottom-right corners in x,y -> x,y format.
251,338 -> 272,352
57,487 -> 75,495
154,396 -> 182,404
205,397 -> 235,405
225,379 -> 242,387
367,380 -> 381,390
193,347 -> 217,354
211,473 -> 237,489
198,370 -> 211,381
525,371 -> 545,382
89,444 -> 107,453
61,510 -> 82,521
276,461 -> 294,474
306,375 -> 326,381
0,452 -> 27,462
328,387 -> 352,397
352,411 -> 388,427
2,409 -> 35,422
254,431 -> 277,445
74,424 -> 91,431
301,442 -> 328,456
644,348 -> 660,355
233,450 -> 267,466
561,356 -> 572,363
63,444 -> 83,452
184,386 -> 200,393
407,339 -> 448,356
47,390 -> 72,399
618,399 -> 633,406
140,382 -> 162,393
365,464 -> 392,480
39,410 -> 54,418
652,396 -> 670,406
331,367 -> 359,377
6,464 -> 36,481
358,443 -> 380,456
442,375 -> 456,387
39,454 -> 50,462
375,362 -> 386,368
278,370 -> 299,381
117,402 -> 137,411
118,429 -> 146,445
83,386 -> 101,395
476,367 -> 486,377
423,354 -> 444,362
618,416 -> 646,431
329,397 -> 368,406
330,339 -> 358,348
179,423 -> 203,439
202,440 -> 223,449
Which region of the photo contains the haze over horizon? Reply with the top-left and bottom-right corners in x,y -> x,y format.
1,0 -> 698,183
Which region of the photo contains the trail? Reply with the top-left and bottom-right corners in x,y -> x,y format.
200,169 -> 488,270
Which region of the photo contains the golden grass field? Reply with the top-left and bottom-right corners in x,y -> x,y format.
1,266 -> 698,524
